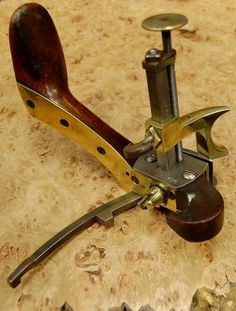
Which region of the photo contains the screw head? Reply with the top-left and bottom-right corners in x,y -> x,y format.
142,13 -> 188,32
144,154 -> 157,163
182,170 -> 196,181
150,48 -> 158,54
145,48 -> 162,60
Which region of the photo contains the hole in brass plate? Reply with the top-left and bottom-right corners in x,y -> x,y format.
125,172 -> 130,176
131,176 -> 139,184
97,147 -> 106,155
26,100 -> 35,108
60,119 -> 69,127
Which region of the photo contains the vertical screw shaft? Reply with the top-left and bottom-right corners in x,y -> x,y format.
162,31 -> 183,162
162,31 -> 172,53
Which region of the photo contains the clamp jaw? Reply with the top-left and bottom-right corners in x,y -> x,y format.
124,13 -> 229,242
7,4 -> 230,287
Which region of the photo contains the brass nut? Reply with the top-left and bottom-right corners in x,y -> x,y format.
145,186 -> 165,209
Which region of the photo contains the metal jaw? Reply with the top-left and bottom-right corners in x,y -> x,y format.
125,14 -> 230,211
7,4 -> 230,288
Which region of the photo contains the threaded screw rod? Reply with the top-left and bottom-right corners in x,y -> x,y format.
162,31 -> 183,162
142,13 -> 188,162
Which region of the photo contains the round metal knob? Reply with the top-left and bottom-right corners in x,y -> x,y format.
142,13 -> 188,32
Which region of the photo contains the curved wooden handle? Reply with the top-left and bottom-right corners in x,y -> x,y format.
166,175 -> 224,242
9,3 -> 130,157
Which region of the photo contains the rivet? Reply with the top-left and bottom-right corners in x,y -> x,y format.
144,154 -> 157,163
182,171 -> 196,180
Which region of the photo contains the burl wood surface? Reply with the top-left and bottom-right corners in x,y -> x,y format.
0,0 -> 235,310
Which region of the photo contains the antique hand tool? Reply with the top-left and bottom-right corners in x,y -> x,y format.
7,3 -> 229,288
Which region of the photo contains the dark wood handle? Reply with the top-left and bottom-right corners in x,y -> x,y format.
166,175 -> 224,242
9,3 -> 131,157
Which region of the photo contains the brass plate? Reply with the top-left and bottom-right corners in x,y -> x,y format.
18,83 -> 152,194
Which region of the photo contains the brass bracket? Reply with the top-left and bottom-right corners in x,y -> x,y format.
146,106 -> 230,160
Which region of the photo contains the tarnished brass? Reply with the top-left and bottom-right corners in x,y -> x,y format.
142,13 -> 188,32
138,183 -> 177,212
147,126 -> 161,149
145,187 -> 165,209
18,83 -> 152,195
138,184 -> 176,212
146,106 -> 230,159
142,186 -> 165,209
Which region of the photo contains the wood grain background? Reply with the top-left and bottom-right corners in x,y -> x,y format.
0,0 -> 235,310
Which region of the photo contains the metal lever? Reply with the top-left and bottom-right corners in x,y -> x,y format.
7,192 -> 141,288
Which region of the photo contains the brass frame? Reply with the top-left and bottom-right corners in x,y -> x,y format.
18,83 -> 152,195
146,106 -> 230,159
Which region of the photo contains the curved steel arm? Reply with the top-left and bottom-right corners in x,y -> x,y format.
7,192 -> 141,288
